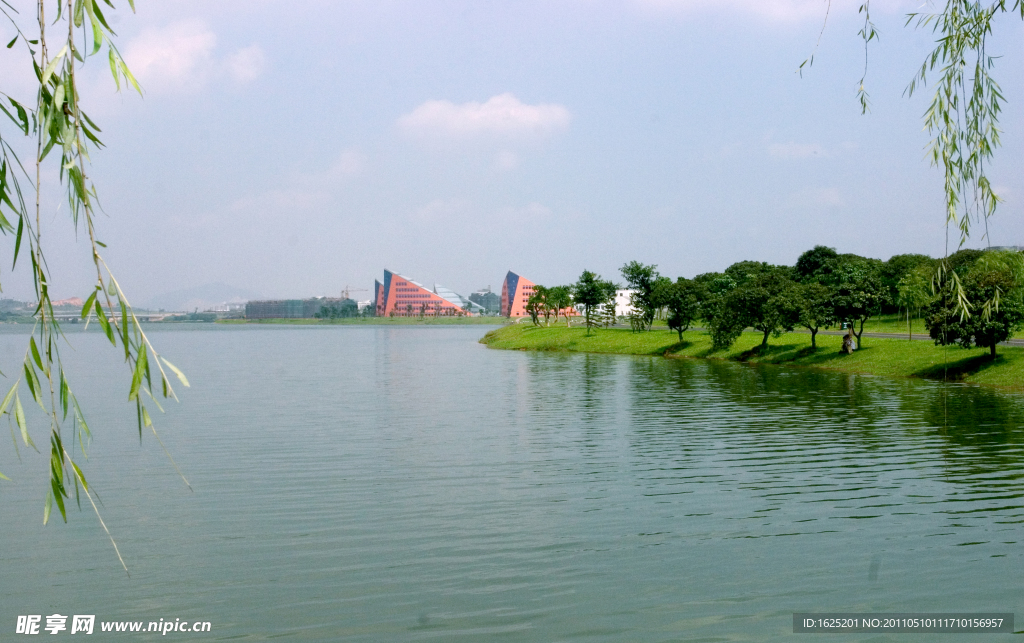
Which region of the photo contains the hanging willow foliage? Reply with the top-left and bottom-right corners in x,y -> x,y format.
0,0 -> 189,575
807,1 -> 1023,321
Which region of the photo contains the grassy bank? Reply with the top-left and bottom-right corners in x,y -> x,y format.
480,324 -> 1024,392
219,317 -> 508,326
649,314 -> 1024,339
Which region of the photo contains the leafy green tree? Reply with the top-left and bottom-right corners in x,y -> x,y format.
794,245 -> 839,283
797,282 -> 837,349
720,269 -> 802,349
693,272 -> 738,350
724,260 -> 782,286
926,250 -> 1024,358
548,285 -> 573,328
573,270 -> 616,334
620,261 -> 661,331
881,254 -> 935,311
651,275 -> 672,322
525,288 -> 544,326
896,266 -> 933,339
665,278 -> 701,342
529,285 -> 552,326
826,255 -> 885,348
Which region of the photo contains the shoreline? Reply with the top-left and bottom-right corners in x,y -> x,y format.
480,324 -> 1024,393
216,317 -> 508,326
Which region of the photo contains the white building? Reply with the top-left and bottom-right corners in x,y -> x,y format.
613,289 -> 635,317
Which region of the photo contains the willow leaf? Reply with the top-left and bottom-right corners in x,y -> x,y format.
41,45 -> 68,85
161,357 -> 190,387
14,393 -> 32,449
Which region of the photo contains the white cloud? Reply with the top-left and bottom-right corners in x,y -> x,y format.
124,21 -> 264,91
124,21 -> 215,86
230,149 -> 365,215
224,45 -> 267,84
768,141 -> 827,159
398,93 -> 571,140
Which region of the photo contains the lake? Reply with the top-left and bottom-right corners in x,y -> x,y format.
1,325 -> 1022,641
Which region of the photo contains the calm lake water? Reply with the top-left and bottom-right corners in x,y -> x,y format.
1,324 -> 1023,641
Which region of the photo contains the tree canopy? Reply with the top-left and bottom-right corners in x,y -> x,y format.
573,270 -> 616,334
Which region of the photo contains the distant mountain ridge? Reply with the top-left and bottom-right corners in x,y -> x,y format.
145,283 -> 262,312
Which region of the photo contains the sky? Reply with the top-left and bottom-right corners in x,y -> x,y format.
1,0 -> 1022,304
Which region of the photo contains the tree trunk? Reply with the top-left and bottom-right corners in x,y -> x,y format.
991,342 -> 997,359
854,318 -> 865,348
810,327 -> 818,348
761,329 -> 770,347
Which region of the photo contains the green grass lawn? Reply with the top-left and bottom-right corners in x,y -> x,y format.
481,324 -> 1024,393
645,313 -> 1024,339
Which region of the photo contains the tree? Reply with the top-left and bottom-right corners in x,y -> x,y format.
693,271 -> 739,351
572,270 -> 616,334
896,266 -> 933,339
665,278 -> 701,342
547,285 -> 573,328
794,245 -> 839,284
525,288 -> 544,326
599,285 -> 618,328
926,250 -> 1024,358
797,282 -> 837,349
826,255 -> 885,348
315,299 -> 358,319
0,1 -> 187,571
724,260 -> 781,286
720,269 -> 802,349
881,254 -> 935,312
530,285 -> 554,326
620,261 -> 661,332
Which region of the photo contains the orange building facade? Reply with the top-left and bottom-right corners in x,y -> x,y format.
375,270 -> 473,317
500,271 -> 535,318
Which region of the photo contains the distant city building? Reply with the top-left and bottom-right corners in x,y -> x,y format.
356,300 -> 373,313
210,302 -> 246,313
375,270 -> 477,317
469,287 -> 501,314
52,297 -> 84,307
433,284 -> 486,314
245,297 -> 353,320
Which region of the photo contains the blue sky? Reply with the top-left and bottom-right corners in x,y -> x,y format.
2,0 -> 1022,303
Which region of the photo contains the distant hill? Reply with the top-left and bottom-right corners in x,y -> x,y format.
145,283 -> 262,312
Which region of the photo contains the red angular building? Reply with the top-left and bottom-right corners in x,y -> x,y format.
500,271 -> 536,318
375,270 -> 475,317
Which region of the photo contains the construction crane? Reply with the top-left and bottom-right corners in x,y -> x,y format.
341,285 -> 369,300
